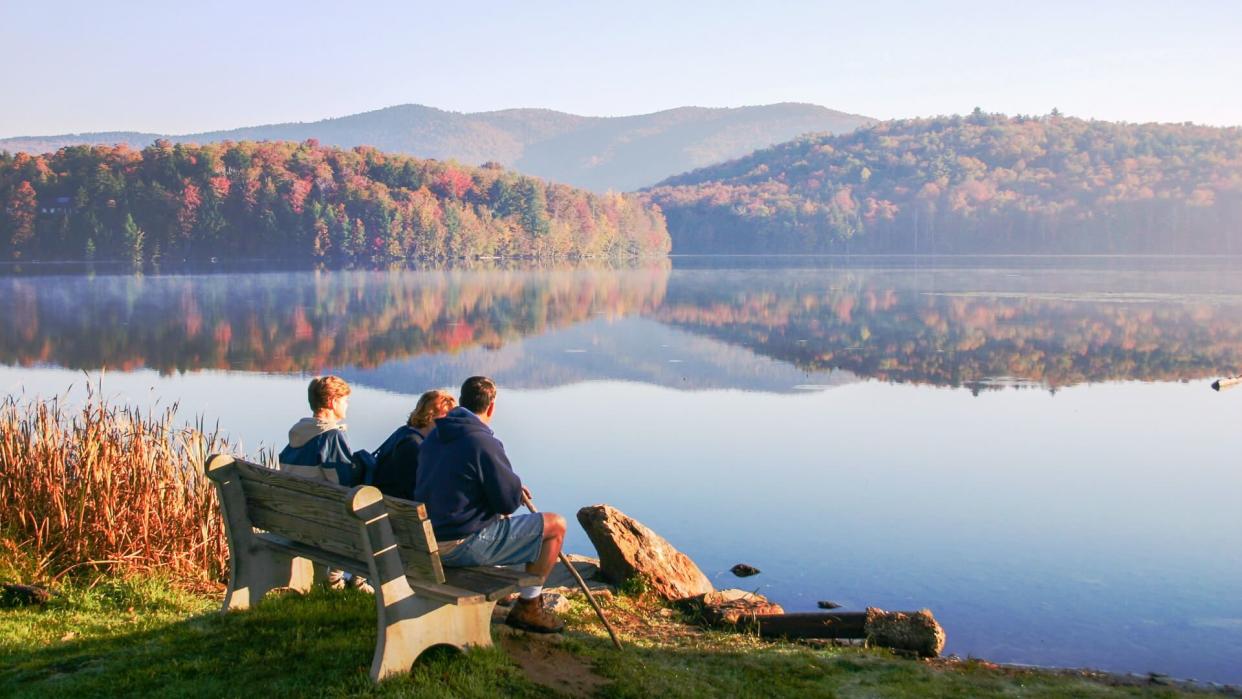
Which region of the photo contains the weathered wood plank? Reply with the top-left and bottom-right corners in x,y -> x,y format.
387,517 -> 438,552
382,501 -> 444,582
441,566 -> 537,601
241,484 -> 358,529
234,459 -> 354,503
382,495 -> 428,521
247,504 -> 370,562
407,580 -> 485,604
395,545 -> 444,582
255,532 -> 369,578
458,565 -> 536,586
249,505 -> 446,583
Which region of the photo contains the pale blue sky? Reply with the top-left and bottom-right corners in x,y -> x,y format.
2,0 -> 1240,137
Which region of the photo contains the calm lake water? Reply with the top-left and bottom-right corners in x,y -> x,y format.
2,257 -> 1241,684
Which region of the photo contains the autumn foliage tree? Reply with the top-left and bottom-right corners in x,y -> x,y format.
645,113 -> 1242,254
3,181 -> 37,258
0,141 -> 670,262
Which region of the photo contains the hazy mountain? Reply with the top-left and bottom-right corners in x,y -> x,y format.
0,103 -> 874,191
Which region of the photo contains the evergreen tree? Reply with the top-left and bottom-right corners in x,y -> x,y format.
122,213 -> 144,265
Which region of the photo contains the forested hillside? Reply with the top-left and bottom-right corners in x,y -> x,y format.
0,103 -> 874,192
0,140 -> 669,262
646,112 -> 1242,254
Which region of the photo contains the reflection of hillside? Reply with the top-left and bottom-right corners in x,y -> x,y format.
340,316 -> 859,394
656,270 -> 1242,389
6,263 -> 1242,391
0,264 -> 670,374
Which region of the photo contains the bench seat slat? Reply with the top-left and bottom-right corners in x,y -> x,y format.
407,581 -> 486,604
442,566 -> 540,601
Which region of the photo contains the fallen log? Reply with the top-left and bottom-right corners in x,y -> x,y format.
1211,376 -> 1242,391
751,611 -> 867,638
750,608 -> 946,658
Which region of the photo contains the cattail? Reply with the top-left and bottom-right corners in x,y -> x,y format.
0,392 -> 232,582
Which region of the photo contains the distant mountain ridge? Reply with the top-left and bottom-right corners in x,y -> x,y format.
0,103 -> 875,192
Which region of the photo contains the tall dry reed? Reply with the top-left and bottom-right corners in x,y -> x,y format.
0,390 -> 231,582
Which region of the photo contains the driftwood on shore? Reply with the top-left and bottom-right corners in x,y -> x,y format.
677,589 -> 947,658
753,609 -> 945,657
723,607 -> 946,658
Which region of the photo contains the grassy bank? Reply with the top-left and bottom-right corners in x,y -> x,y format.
1,568 -> 1233,699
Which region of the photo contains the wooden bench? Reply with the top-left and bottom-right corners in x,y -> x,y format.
204,454 -> 537,682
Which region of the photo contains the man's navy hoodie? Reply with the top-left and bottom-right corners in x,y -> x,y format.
414,406 -> 523,541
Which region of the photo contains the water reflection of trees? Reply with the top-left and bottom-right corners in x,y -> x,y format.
4,265 -> 1241,389
0,264 -> 670,374
656,272 -> 1242,390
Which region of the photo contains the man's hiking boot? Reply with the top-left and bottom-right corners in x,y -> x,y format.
505,595 -> 565,633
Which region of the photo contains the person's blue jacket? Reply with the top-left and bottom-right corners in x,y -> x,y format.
370,424 -> 426,499
278,417 -> 355,485
414,406 -> 523,541
375,425 -> 421,464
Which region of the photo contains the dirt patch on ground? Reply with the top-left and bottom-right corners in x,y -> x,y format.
499,633 -> 609,697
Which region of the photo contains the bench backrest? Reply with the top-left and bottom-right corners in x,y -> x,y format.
208,455 -> 445,584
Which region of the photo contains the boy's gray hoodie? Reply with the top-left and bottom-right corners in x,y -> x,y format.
278,417 -> 354,485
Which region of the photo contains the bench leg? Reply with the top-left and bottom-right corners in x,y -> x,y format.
207,459 -> 315,612
348,486 -> 496,682
371,594 -> 497,682
222,547 -> 315,612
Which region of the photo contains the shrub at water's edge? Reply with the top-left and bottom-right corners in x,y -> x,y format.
0,140 -> 671,263
0,393 -> 231,582
646,112 -> 1242,254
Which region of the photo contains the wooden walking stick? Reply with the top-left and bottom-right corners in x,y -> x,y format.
522,493 -> 623,650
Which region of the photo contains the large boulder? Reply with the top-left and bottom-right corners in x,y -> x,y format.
576,504 -> 714,601
864,607 -> 947,657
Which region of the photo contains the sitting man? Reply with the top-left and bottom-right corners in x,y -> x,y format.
415,376 -> 567,633
278,375 -> 372,593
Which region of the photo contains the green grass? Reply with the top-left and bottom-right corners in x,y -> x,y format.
0,576 -> 1231,698
0,579 -> 542,698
